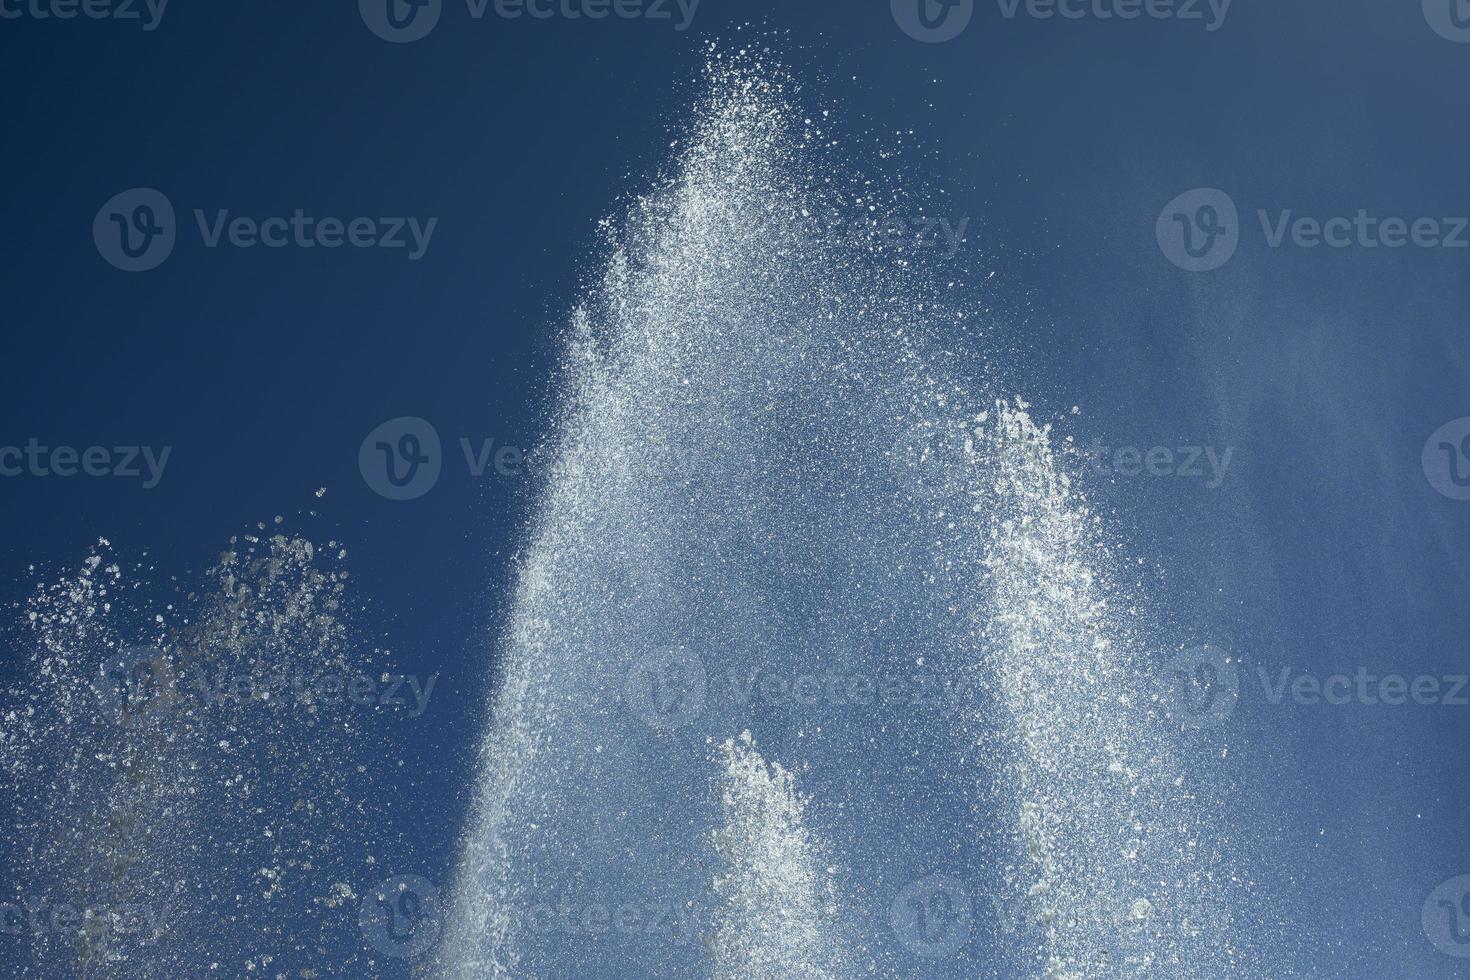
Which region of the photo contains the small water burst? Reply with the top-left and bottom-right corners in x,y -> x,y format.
709,731 -> 842,980
0,530 -> 409,978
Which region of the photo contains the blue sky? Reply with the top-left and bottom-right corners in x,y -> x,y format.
2,0 -> 1469,976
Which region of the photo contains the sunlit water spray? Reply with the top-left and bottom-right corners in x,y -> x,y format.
709,731 -> 843,980
0,528 -> 414,978
0,46 -> 1265,980
442,44 -> 1261,980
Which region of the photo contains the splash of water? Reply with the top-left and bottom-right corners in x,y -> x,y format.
0,529 -> 407,978
442,44 -> 1259,980
965,402 -> 1248,977
709,731 -> 842,980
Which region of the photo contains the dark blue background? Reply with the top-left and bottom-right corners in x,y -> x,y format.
2,0 -> 1468,975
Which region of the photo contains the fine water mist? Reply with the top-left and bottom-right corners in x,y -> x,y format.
441,47 -> 1262,980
